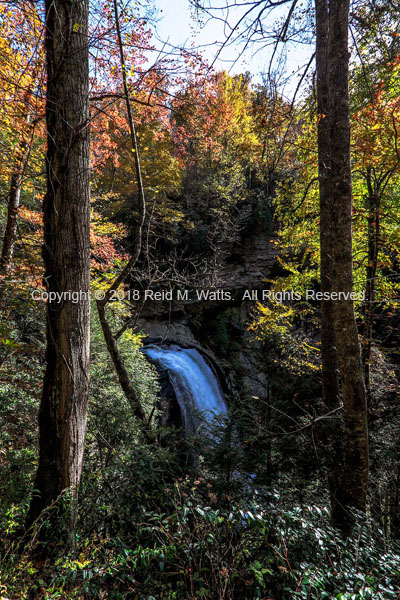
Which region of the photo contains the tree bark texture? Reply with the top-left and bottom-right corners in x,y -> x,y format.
27,0 -> 90,540
315,0 -> 343,522
315,0 -> 340,414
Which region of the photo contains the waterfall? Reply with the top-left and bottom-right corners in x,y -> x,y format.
144,344 -> 227,438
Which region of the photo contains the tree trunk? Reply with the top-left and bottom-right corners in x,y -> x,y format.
315,0 -> 369,534
362,168 -> 380,405
1,172 -> 23,274
1,175 -> 22,275
97,301 -> 153,442
0,1 -> 42,276
315,0 -> 343,524
328,0 -> 369,534
27,0 -> 90,544
0,118 -> 33,275
315,0 -> 340,413
93,0 -> 153,443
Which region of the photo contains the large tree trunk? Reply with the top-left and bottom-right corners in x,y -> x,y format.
27,0 -> 90,543
328,0 -> 369,534
315,0 -> 339,411
314,0 -> 342,521
315,0 -> 369,534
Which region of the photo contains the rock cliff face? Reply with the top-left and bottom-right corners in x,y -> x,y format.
216,228 -> 278,292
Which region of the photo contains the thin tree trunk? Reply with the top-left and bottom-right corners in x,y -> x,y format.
0,1 -> 42,276
1,175 -> 23,274
27,0 -> 90,545
95,0 -> 151,437
362,168 -> 380,404
100,0 -> 146,302
328,0 -> 369,534
97,301 -> 153,442
0,115 -> 35,275
1,151 -> 27,274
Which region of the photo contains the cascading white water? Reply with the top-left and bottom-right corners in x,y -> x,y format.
144,344 -> 227,437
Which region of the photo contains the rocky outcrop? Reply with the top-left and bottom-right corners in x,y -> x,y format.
138,320 -> 198,347
136,227 -> 276,431
216,229 -> 278,292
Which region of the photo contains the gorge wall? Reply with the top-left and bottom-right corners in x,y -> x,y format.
138,226 -> 278,432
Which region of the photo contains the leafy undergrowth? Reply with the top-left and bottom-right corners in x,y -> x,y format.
1,485 -> 399,600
